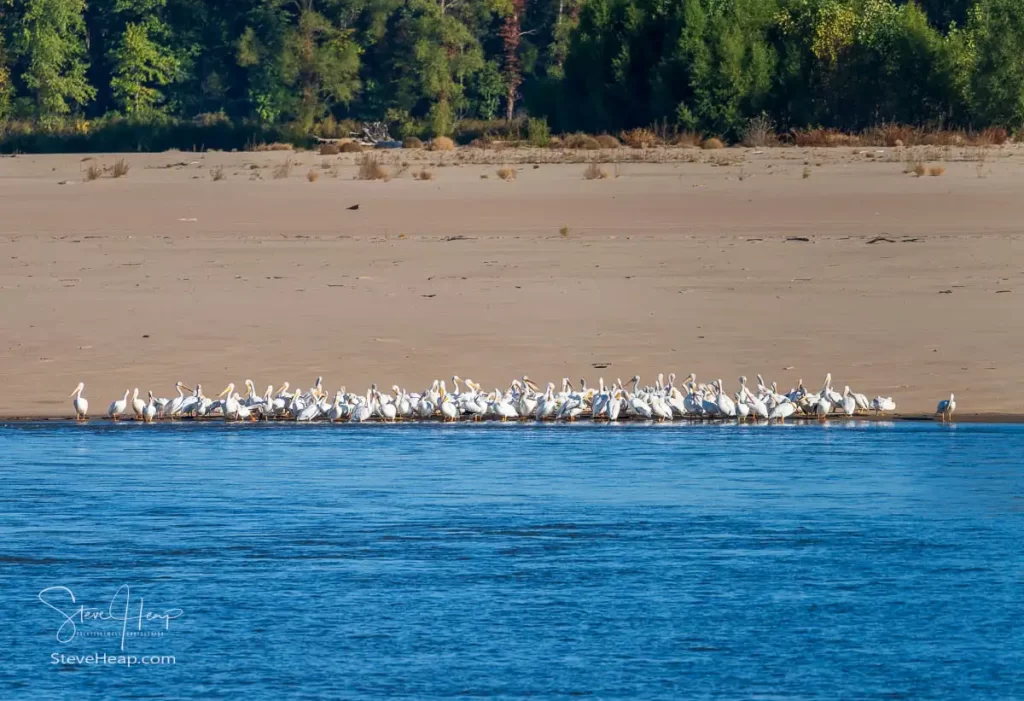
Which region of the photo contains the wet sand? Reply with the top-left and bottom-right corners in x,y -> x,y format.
2,145 -> 1023,418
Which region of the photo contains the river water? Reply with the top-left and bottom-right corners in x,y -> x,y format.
1,421 -> 1022,699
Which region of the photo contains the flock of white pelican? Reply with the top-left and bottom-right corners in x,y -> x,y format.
64,373 -> 943,424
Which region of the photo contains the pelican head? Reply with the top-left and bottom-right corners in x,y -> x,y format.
70,382 -> 85,397
218,383 -> 236,398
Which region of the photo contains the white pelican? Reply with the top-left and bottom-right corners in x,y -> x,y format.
351,390 -> 372,422
871,396 -> 896,414
70,382 -> 89,420
108,390 -> 129,420
716,379 -> 737,418
936,393 -> 956,422
769,399 -> 797,423
143,392 -> 157,423
218,384 -> 240,420
131,388 -> 145,419
841,388 -> 856,416
607,390 -> 623,421
440,389 -> 459,422
163,382 -> 191,418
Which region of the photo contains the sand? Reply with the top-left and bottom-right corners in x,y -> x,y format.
1,145 -> 1023,418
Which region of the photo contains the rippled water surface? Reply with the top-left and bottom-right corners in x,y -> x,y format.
1,421 -> 1022,699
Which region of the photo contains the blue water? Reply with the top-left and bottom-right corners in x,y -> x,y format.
1,421 -> 1022,699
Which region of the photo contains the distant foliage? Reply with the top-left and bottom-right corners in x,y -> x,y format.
0,0 -> 1023,151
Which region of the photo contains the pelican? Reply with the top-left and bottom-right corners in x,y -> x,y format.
218,384 -> 240,420
715,379 -> 737,418
163,382 -> 192,418
936,393 -> 956,422
871,396 -> 897,414
769,399 -> 797,423
351,390 -> 373,422
841,387 -> 857,416
70,382 -> 89,420
440,389 -> 459,422
108,389 -> 129,420
143,391 -> 157,423
131,388 -> 145,419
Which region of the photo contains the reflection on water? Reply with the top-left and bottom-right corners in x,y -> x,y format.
1,422 -> 1022,699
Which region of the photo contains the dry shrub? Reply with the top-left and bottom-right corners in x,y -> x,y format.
802,166 -> 811,179
429,136 -> 455,151
319,142 -> 341,155
403,136 -> 424,149
251,142 -> 293,152
414,169 -> 434,181
976,126 -> 1009,146
583,163 -> 609,180
595,134 -> 620,149
480,174 -> 489,179
340,141 -> 365,153
357,153 -> 390,181
907,160 -> 926,177
496,166 -> 516,181
928,165 -> 945,177
564,133 -> 601,150
701,137 -> 725,150
273,157 -> 293,179
672,131 -> 703,147
111,159 -> 130,178
792,128 -> 859,147
559,226 -> 570,238
620,127 -> 658,149
741,114 -> 777,147
210,165 -> 226,181
872,123 -> 919,147
84,164 -> 102,181
307,169 -> 320,182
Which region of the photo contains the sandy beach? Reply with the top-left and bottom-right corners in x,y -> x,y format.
2,144 -> 1023,418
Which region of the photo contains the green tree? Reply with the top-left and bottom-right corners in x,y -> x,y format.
110,21 -> 179,115
15,0 -> 96,118
970,0 -> 1024,127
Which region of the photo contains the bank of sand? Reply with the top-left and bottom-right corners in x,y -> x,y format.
2,145 -> 1023,418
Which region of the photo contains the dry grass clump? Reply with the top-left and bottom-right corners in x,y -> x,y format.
306,169 -> 320,182
872,123 -> 918,148
210,165 -> 226,181
672,131 -> 703,147
357,153 -> 390,181
907,159 -> 926,177
802,166 -> 811,179
583,163 -> 610,180
273,157 -> 293,179
496,166 -> 516,181
595,134 -> 620,149
741,115 -> 777,147
928,165 -> 946,177
319,142 -> 341,155
792,128 -> 860,147
414,168 -> 434,181
563,133 -> 601,150
251,142 -> 293,152
111,158 -> 130,178
84,163 -> 102,181
976,126 -> 1009,146
403,136 -> 424,149
701,137 -> 725,150
340,141 -> 365,153
619,127 -> 658,149
429,136 -> 455,151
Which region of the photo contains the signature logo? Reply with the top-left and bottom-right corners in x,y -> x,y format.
38,585 -> 183,651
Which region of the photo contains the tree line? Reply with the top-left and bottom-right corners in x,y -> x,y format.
1,0 -> 1023,149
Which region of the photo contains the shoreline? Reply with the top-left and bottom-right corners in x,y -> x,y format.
2,413 -> 1020,424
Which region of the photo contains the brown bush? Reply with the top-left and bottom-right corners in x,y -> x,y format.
210,165 -> 226,181
792,128 -> 860,147
403,136 -> 424,149
319,142 -> 341,155
84,164 -> 102,181
340,141 -> 365,153
595,134 -> 620,149
111,159 -> 130,178
928,165 -> 945,177
672,131 -> 703,147
620,127 -> 658,148
414,169 -> 434,181
701,137 -> 725,150
976,126 -> 1009,146
496,166 -> 516,181
563,133 -> 601,150
429,136 -> 456,151
357,153 -> 390,181
307,169 -> 320,182
251,142 -> 293,152
583,163 -> 610,180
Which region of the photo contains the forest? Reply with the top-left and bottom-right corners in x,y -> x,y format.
1,0 -> 1023,150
